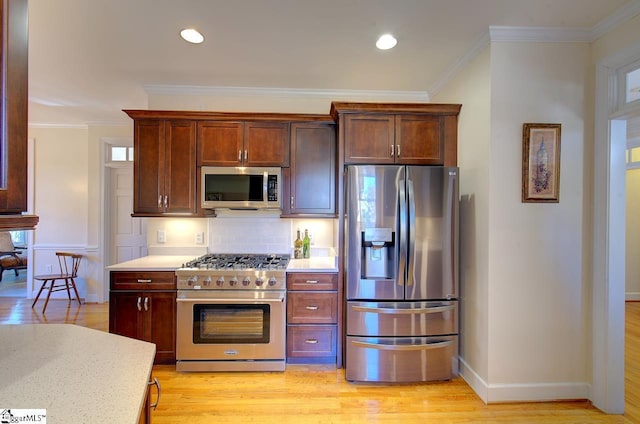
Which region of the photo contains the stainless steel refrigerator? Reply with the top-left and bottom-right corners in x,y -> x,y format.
345,165 -> 459,382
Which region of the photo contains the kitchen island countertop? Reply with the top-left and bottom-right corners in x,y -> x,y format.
0,324 -> 155,424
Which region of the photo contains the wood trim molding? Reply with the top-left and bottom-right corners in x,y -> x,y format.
0,214 -> 39,230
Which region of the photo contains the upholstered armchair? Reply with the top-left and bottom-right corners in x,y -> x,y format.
0,232 -> 27,281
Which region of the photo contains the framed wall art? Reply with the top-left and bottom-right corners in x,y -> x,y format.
522,123 -> 561,203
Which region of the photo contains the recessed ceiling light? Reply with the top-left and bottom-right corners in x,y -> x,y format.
376,34 -> 397,50
180,28 -> 204,44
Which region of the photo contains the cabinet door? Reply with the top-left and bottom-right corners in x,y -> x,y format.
109,291 -> 143,340
244,122 -> 290,166
164,120 -> 196,213
134,120 -> 164,214
287,123 -> 335,215
143,291 -> 177,364
197,121 -> 243,166
344,114 -> 395,164
395,114 -> 444,165
0,0 -> 28,214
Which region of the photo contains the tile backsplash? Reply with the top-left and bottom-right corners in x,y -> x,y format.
145,215 -> 336,256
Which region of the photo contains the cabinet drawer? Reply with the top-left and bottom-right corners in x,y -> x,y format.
110,271 -> 176,290
287,273 -> 337,291
287,325 -> 336,358
287,292 -> 337,324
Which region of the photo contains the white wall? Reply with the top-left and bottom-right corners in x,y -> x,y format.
29,124 -> 132,302
431,47 -> 492,399
488,42 -> 590,396
433,40 -> 592,402
627,169 -> 640,298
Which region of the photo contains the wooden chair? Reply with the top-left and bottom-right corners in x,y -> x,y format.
32,252 -> 83,313
0,231 -> 27,282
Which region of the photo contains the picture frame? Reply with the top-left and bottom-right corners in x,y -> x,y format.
522,123 -> 561,203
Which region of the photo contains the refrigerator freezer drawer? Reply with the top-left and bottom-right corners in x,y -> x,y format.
345,335 -> 458,382
347,300 -> 458,337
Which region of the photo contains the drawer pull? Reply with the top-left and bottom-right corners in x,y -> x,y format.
305,305 -> 319,310
305,339 -> 319,344
137,279 -> 152,283
305,280 -> 319,284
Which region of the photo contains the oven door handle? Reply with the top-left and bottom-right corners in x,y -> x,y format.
176,297 -> 284,303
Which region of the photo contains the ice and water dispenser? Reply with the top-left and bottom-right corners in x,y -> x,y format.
361,228 -> 395,279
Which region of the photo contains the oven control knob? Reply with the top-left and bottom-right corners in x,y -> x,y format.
187,276 -> 198,286
202,276 -> 212,287
216,277 -> 224,287
229,277 -> 238,287
255,278 -> 264,286
242,277 -> 251,286
268,277 -> 278,287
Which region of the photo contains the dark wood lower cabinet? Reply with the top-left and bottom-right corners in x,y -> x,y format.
286,272 -> 337,364
109,271 -> 176,365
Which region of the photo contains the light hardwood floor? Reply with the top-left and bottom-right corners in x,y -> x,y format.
1,297 -> 638,423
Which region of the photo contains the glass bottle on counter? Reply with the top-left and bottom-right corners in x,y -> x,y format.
294,229 -> 303,259
302,229 -> 310,259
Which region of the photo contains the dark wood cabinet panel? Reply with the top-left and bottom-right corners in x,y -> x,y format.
197,121 -> 243,166
287,292 -> 337,324
331,102 -> 461,166
395,114 -> 443,165
286,272 -> 337,291
0,0 -> 29,215
286,272 -> 338,364
144,291 -> 177,365
284,123 -> 335,216
343,114 -> 395,164
198,121 -> 289,167
132,118 -> 196,216
164,121 -> 197,213
109,271 -> 177,364
134,120 -> 164,214
287,325 -> 337,358
244,122 -> 290,166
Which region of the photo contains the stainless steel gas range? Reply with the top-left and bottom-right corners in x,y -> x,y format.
175,253 -> 289,372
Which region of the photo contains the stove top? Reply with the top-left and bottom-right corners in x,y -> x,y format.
176,254 -> 290,291
181,253 -> 290,271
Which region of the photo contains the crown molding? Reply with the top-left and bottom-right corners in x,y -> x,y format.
428,30 -> 490,96
489,26 -> 592,43
592,0 -> 640,41
144,84 -> 429,102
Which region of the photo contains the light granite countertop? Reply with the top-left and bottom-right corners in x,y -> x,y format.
107,253 -> 338,273
0,324 -> 155,423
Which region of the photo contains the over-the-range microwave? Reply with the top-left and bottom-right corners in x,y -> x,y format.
201,166 -> 282,210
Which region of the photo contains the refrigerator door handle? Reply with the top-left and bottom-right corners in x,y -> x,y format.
352,304 -> 456,314
406,178 -> 416,287
398,177 -> 407,287
352,340 -> 454,351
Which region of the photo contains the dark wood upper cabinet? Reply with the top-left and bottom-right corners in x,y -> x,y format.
130,118 -> 197,216
0,0 -> 37,230
198,120 -> 290,167
331,102 -> 462,166
282,122 -> 336,217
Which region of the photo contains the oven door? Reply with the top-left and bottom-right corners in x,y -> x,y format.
176,290 -> 285,361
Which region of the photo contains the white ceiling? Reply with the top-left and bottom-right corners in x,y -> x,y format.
27,0 -> 636,126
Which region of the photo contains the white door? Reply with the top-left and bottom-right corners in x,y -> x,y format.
109,166 -> 147,265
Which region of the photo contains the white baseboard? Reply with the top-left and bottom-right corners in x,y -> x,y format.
459,356 -> 590,403
626,292 -> 640,301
